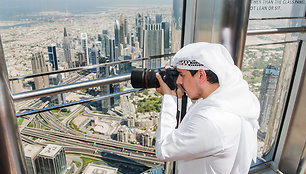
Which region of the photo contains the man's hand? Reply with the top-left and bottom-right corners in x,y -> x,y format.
155,73 -> 176,96
176,84 -> 185,98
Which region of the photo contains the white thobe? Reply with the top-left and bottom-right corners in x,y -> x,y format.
156,42 -> 260,174
155,95 -> 253,174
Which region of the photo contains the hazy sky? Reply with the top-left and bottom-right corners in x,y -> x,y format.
0,0 -> 172,20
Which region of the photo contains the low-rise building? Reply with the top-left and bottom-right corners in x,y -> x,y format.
82,163 -> 118,174
36,144 -> 67,174
24,144 -> 43,174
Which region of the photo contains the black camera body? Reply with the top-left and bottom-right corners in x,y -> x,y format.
131,67 -> 179,90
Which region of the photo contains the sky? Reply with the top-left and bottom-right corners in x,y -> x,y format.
0,0 -> 172,20
0,0 -> 304,20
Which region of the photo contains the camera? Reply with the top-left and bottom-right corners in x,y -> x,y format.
131,67 -> 179,90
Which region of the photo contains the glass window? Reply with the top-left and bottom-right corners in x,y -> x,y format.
1,0 -> 182,173
243,0 -> 304,165
242,42 -> 299,163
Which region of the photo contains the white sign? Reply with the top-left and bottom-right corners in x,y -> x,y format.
249,0 -> 305,18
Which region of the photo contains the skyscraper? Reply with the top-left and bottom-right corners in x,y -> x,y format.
118,56 -> 132,74
97,57 -> 111,113
119,14 -> 126,47
124,18 -> 128,39
135,13 -> 142,27
81,33 -> 89,65
258,65 -> 279,137
31,52 -> 50,89
47,45 -> 58,71
97,55 -> 120,113
90,44 -> 99,73
136,25 -> 144,49
162,22 -> 170,54
155,14 -> 162,23
102,33 -> 110,57
143,24 -> 164,68
36,144 -> 67,174
114,20 -> 120,47
97,33 -> 103,42
136,13 -> 144,49
49,72 -> 65,105
63,28 -> 73,68
109,39 -> 116,62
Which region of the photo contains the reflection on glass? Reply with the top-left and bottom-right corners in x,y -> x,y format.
171,0 -> 183,53
245,0 -> 303,164
242,41 -> 298,160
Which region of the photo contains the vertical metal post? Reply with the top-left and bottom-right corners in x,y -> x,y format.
0,34 -> 27,173
187,0 -> 251,68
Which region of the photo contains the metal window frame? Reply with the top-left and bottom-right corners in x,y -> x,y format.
272,37 -> 306,172
244,24 -> 306,173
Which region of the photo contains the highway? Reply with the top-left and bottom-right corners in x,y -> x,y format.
18,71 -> 162,168
21,127 -> 162,167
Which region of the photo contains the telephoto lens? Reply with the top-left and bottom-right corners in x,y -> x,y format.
131,68 -> 179,90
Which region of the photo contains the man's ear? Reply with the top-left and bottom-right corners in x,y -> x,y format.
198,69 -> 207,84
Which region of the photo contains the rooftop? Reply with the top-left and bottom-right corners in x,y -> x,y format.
24,144 -> 43,158
39,144 -> 63,158
83,163 -> 118,174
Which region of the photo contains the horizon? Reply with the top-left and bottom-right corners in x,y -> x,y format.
0,0 -> 172,21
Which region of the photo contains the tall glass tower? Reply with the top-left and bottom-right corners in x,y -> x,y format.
258,65 -> 279,138
81,33 -> 89,65
63,28 -> 72,68
162,22 -> 170,54
114,20 -> 120,47
143,24 -> 164,68
31,52 -> 50,89
47,45 -> 58,71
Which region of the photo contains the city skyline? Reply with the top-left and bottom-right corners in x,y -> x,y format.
2,4 -> 175,173
1,5 -> 173,77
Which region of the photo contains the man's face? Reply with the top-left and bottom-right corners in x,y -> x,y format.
176,68 -> 201,100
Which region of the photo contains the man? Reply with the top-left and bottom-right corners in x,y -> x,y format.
155,42 -> 260,174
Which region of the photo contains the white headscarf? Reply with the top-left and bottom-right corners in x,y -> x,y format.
172,42 -> 260,166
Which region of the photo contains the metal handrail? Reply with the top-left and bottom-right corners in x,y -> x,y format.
13,74 -> 131,102
16,88 -> 142,117
249,16 -> 305,20
246,40 -> 300,47
247,26 -> 306,35
9,53 -> 175,81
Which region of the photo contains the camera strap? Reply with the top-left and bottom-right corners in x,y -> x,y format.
175,93 -> 187,128
174,93 -> 188,174
181,93 -> 187,121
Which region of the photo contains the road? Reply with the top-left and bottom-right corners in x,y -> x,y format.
22,127 -> 161,167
